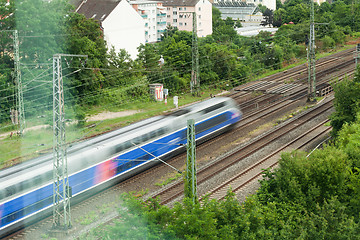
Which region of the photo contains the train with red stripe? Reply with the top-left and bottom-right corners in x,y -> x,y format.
0,97 -> 241,237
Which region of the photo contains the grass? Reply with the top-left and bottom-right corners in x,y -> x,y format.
76,211 -> 99,225
155,172 -> 183,187
97,202 -> 115,215
274,104 -> 317,126
251,42 -> 357,82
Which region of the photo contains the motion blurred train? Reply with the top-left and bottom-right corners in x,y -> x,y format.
0,97 -> 242,237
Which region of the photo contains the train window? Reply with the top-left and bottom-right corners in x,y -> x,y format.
167,109 -> 190,116
17,182 -> 24,192
141,133 -> 151,143
202,102 -> 225,114
149,131 -> 157,139
21,179 -> 32,191
33,175 -> 42,185
196,114 -> 227,134
5,186 -> 16,197
45,171 -> 53,181
124,141 -> 132,149
115,144 -> 124,153
158,127 -> 166,136
133,136 -> 142,145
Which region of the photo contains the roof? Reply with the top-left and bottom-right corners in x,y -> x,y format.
213,1 -> 256,8
75,0 -> 121,22
158,0 -> 201,7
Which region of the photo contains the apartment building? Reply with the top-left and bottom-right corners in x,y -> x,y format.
130,0 -> 167,43
75,0 -> 145,59
162,0 -> 212,37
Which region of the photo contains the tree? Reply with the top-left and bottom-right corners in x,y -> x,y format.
261,8 -> 274,27
330,69 -> 360,136
0,0 -> 15,123
234,19 -> 242,28
64,11 -> 108,104
212,7 -> 238,43
15,0 -> 71,116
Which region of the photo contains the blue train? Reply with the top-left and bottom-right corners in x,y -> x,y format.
0,97 -> 242,237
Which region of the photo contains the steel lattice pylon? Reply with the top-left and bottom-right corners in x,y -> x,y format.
14,30 -> 25,135
52,54 -> 71,229
185,119 -> 197,204
308,0 -> 316,101
356,44 -> 360,68
191,12 -> 200,96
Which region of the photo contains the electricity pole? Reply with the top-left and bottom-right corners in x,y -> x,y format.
1,30 -> 25,134
185,119 -> 197,204
52,54 -> 87,230
356,43 -> 360,69
191,12 -> 200,96
179,11 -> 200,96
308,0 -> 316,102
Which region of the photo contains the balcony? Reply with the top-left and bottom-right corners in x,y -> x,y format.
141,14 -> 148,18
157,13 -> 166,17
157,21 -> 166,25
157,29 -> 165,33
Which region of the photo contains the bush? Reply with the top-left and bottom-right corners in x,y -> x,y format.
321,35 -> 335,50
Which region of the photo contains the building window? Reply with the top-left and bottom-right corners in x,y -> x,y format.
184,22 -> 187,26
198,7 -> 201,11
173,19 -> 177,22
199,15 -> 201,19
179,22 -> 183,26
179,7 -> 182,10
179,14 -> 183,18
184,7 -> 186,10
167,7 -> 170,10
173,11 -> 177,15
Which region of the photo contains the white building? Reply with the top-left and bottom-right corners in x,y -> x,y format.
75,0 -> 145,59
130,0 -> 167,43
213,0 -> 276,11
162,0 -> 213,37
213,1 -> 259,20
247,0 -> 275,11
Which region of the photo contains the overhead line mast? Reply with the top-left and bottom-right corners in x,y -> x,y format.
1,29 -> 25,135
308,0 -> 316,102
52,54 -> 87,231
191,12 -> 200,97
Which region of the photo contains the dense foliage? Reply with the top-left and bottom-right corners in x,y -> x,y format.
84,69 -> 360,239
0,0 -> 359,126
330,67 -> 360,136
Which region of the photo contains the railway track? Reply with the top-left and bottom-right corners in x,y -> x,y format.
201,119 -> 331,201
151,97 -> 334,205
5,47 -> 356,239
77,46 -> 355,201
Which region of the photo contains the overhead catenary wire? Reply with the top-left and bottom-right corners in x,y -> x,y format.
0,21 -> 349,121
